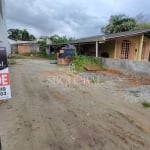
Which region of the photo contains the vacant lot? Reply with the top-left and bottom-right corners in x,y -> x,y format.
0,58 -> 150,150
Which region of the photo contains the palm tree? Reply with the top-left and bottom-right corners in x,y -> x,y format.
102,14 -> 137,34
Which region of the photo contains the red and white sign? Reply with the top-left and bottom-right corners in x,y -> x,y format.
0,47 -> 11,100
0,73 -> 10,86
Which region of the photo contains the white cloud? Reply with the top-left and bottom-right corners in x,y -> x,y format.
5,0 -> 150,38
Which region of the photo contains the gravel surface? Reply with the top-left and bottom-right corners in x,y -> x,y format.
0,58 -> 150,150
120,86 -> 150,103
79,72 -> 150,103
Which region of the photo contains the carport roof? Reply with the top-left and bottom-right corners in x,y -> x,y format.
51,28 -> 150,46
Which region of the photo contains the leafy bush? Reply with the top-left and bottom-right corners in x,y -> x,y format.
49,54 -> 57,60
142,102 -> 150,108
72,55 -> 102,72
22,52 -> 32,56
36,51 -> 47,57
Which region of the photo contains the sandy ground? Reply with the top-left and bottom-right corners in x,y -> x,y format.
0,58 -> 150,150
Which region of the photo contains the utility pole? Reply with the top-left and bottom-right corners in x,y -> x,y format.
0,0 -> 10,55
0,0 -> 11,100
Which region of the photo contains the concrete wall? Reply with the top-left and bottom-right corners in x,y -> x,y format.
101,58 -> 150,75
0,0 -> 11,55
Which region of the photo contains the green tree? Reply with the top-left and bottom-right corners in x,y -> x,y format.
37,40 -> 46,52
101,14 -> 137,34
50,34 -> 75,44
8,29 -> 36,41
36,40 -> 48,57
22,29 -> 30,41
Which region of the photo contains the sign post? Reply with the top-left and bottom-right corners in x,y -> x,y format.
0,47 -> 11,100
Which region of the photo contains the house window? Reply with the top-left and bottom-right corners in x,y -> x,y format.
121,40 -> 131,59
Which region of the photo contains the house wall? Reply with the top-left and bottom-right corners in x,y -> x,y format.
116,35 -> 140,60
73,34 -> 150,61
30,43 -> 39,53
11,44 -> 18,54
99,40 -> 115,58
17,43 -> 39,54
142,36 -> 150,61
115,35 -> 150,61
18,45 -> 31,54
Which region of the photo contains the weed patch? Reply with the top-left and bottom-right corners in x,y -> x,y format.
142,102 -> 150,108
72,55 -> 102,72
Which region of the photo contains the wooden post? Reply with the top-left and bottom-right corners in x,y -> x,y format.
96,41 -> 98,57
114,40 -> 117,59
138,34 -> 144,61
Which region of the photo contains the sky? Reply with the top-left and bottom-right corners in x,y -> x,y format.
5,0 -> 150,38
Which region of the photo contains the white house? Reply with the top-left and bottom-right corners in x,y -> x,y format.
0,0 -> 10,55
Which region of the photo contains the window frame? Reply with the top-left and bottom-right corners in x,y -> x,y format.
121,40 -> 131,59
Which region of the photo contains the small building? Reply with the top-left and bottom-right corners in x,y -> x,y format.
9,39 -> 39,54
52,29 -> 150,61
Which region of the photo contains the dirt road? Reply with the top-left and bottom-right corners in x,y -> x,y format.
0,58 -> 150,150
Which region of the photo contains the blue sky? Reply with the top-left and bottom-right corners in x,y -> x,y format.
5,0 -> 150,38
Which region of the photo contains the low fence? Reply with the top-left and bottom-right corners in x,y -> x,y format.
100,58 -> 150,76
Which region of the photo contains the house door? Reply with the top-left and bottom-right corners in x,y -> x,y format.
120,40 -> 131,59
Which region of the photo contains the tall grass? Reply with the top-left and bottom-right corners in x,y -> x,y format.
142,102 -> 150,108
72,55 -> 102,72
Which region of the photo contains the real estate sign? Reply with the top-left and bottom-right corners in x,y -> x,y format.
0,47 -> 11,100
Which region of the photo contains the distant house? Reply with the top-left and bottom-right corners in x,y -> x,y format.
52,29 -> 150,61
9,39 -> 39,54
38,36 -> 54,55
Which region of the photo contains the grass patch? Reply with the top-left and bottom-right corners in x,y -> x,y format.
49,54 -> 57,60
36,51 -> 47,58
142,102 -> 150,108
91,78 -> 98,83
72,55 -> 102,72
8,55 -> 25,59
9,59 -> 17,65
22,52 -> 32,56
36,51 -> 55,59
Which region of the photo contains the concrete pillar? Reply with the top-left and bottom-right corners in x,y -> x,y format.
114,40 -> 117,59
96,41 -> 98,57
0,0 -> 10,55
138,34 -> 144,61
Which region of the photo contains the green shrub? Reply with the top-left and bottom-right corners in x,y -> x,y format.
142,102 -> 150,108
36,51 -> 47,57
22,52 -> 32,56
49,54 -> 57,60
72,55 -> 102,72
